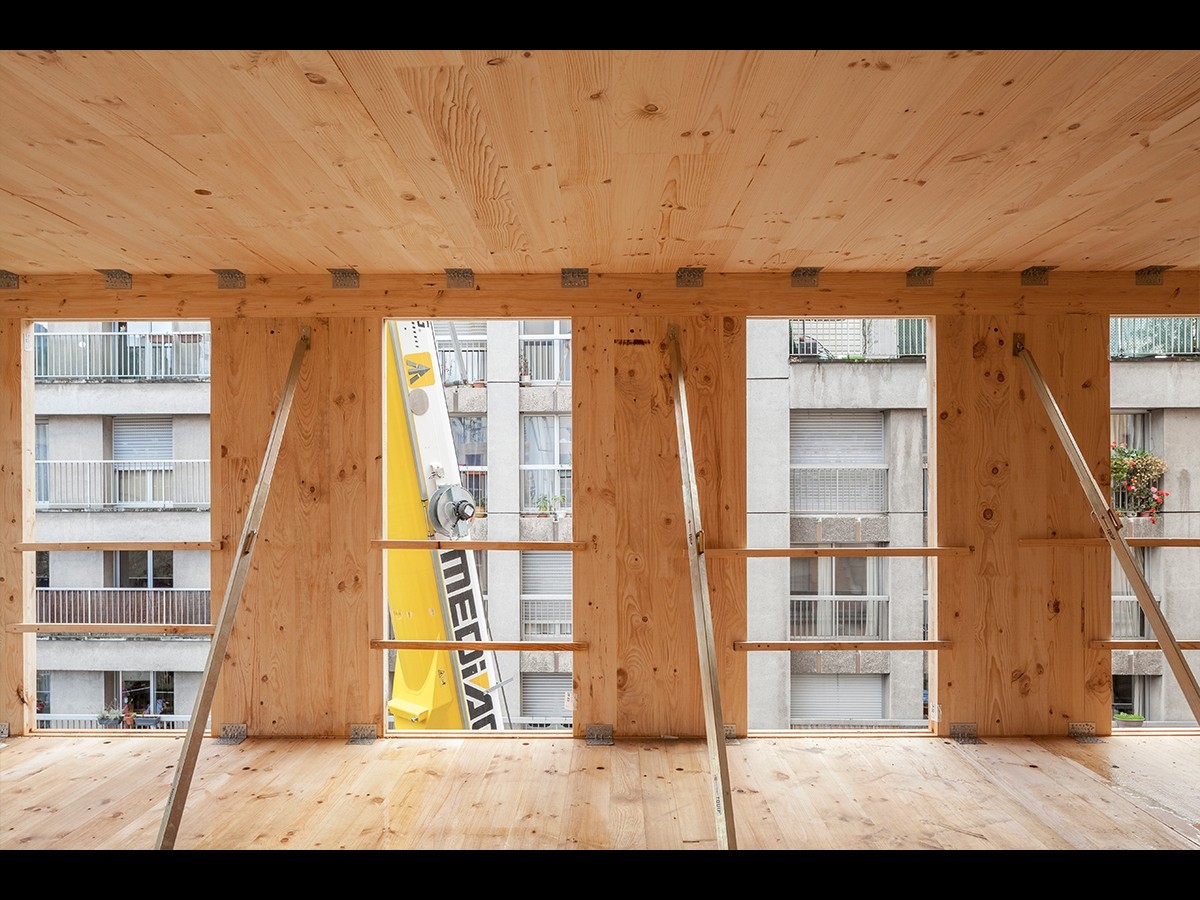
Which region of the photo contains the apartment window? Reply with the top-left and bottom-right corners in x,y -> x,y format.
519,320 -> 572,384
35,416 -> 48,503
1112,548 -> 1153,639
432,320 -> 488,385
520,672 -> 572,729
521,414 -> 572,512
35,551 -> 50,588
791,673 -> 884,721
104,670 -> 176,716
790,411 -> 886,514
790,550 -> 888,639
1111,411 -> 1150,452
449,415 -> 487,510
36,671 -> 51,715
114,550 -> 173,589
112,415 -> 173,506
521,551 -> 572,638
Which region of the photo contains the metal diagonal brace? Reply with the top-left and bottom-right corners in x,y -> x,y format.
156,326 -> 312,850
666,324 -> 737,850
1013,333 -> 1200,726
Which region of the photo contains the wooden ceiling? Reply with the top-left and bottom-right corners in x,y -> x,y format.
3,49 -> 1198,281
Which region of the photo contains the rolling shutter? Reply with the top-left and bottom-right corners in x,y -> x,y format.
521,551 -> 572,595
791,673 -> 884,719
791,411 -> 883,464
112,416 -> 172,460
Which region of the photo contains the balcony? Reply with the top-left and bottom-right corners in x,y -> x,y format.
36,587 -> 212,626
790,466 -> 888,515
519,336 -> 572,383
789,596 -> 890,640
35,459 -> 211,510
1110,317 -> 1199,358
34,331 -> 211,380
790,319 -> 926,361
435,337 -> 488,385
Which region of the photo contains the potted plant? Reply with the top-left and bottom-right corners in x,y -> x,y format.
1110,443 -> 1169,522
535,493 -> 566,517
1113,711 -> 1146,728
97,705 -> 123,728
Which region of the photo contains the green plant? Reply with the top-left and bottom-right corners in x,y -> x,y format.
535,493 -> 567,514
1113,711 -> 1145,721
98,705 -> 123,720
1110,443 -> 1169,521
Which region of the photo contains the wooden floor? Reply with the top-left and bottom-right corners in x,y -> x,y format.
2,731 -> 1198,850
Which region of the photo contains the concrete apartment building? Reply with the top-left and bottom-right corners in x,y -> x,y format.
32,316 -> 1199,730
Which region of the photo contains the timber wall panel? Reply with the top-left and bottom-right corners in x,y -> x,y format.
211,318 -> 381,737
0,319 -> 34,734
574,315 -> 745,738
932,314 -> 1110,736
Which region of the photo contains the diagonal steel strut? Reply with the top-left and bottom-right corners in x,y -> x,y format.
156,326 -> 312,850
1013,333 -> 1200,726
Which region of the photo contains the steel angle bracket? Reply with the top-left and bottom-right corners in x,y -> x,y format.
1068,722 -> 1102,744
348,724 -> 377,745
950,722 -> 984,744
585,723 -> 614,746
216,723 -> 247,745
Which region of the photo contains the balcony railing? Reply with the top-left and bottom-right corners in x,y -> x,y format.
519,337 -> 572,383
36,588 -> 212,625
790,466 -> 888,514
435,338 -> 488,385
521,597 -> 572,639
35,459 -> 210,509
35,713 -> 193,731
789,595 -> 890,640
1112,598 -> 1147,639
34,331 -> 211,380
1110,317 -> 1199,358
790,319 -> 926,360
458,467 -> 487,512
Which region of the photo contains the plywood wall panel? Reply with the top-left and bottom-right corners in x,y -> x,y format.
574,315 -> 745,738
0,319 -> 34,734
211,318 -> 380,737
932,314 -> 1110,736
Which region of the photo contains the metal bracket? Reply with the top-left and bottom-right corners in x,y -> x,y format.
0,722 -> 9,739
950,722 -> 984,744
1135,265 -> 1174,286
1021,265 -> 1057,286
1068,722 -> 1102,743
445,268 -> 475,289
216,723 -> 248,745
328,267 -> 359,289
585,723 -> 614,746
0,270 -> 18,289
98,269 -> 132,290
676,266 -> 704,288
348,724 -> 376,745
723,723 -> 739,744
561,267 -> 589,288
791,267 -> 821,287
906,266 -> 939,287
213,268 -> 246,289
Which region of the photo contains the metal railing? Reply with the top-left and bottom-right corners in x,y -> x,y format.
35,713 -> 192,731
1110,317 -> 1199,358
34,331 -> 211,380
521,597 -> 572,639
36,588 -> 212,625
1112,598 -> 1147,639
458,468 -> 487,512
35,459 -> 210,509
789,595 -> 890,640
518,336 -> 572,383
790,319 -> 926,360
435,338 -> 488,384
790,466 -> 888,514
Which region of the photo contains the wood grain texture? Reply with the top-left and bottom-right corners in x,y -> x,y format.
932,314 -> 1111,736
2,271 -> 1196,320
210,318 -> 379,737
3,733 -> 1196,849
0,318 -> 34,734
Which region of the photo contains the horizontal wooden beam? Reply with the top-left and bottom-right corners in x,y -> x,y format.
735,641 -> 950,651
371,640 -> 586,652
1018,538 -> 1200,548
8,624 -> 213,635
707,547 -> 970,558
14,541 -> 219,552
2,271 -> 1195,319
374,540 -> 588,552
1092,640 -> 1200,650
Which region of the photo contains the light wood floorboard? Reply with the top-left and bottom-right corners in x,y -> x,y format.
2,733 -> 1197,850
